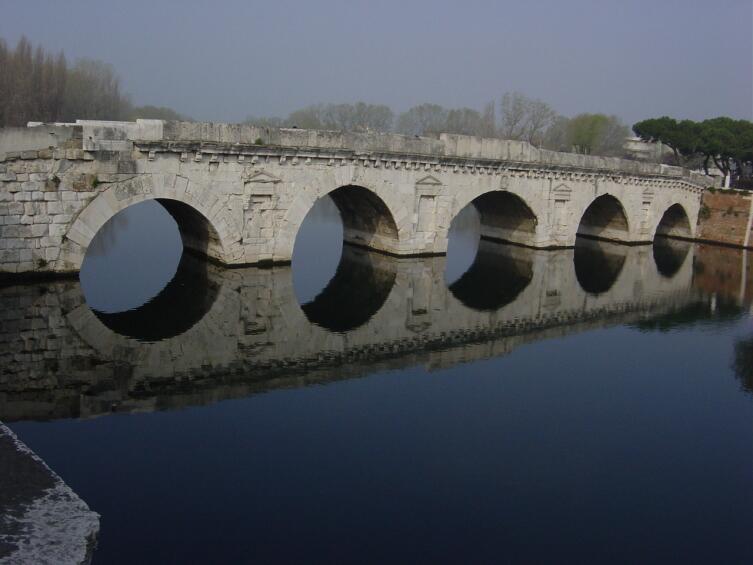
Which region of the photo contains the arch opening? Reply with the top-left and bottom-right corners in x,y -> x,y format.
655,203 -> 692,240
326,184 -> 400,254
291,185 -> 400,307
156,198 -> 225,261
81,199 -> 222,339
445,192 -> 537,308
292,195 -> 344,304
576,194 -> 630,243
574,238 -> 627,295
471,191 -> 538,247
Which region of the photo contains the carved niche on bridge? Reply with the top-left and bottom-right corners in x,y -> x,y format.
551,183 -> 572,236
242,171 -> 281,242
414,175 -> 443,233
640,187 -> 655,236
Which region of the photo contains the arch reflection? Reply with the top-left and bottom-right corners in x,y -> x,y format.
574,239 -> 627,295
93,253 -> 220,342
449,240 -> 534,311
653,238 -> 692,278
301,245 -> 397,332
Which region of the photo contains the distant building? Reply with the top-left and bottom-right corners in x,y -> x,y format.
623,136 -> 671,162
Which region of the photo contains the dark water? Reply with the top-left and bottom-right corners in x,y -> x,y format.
4,198 -> 753,564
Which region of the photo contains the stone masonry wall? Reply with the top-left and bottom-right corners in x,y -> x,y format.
697,190 -> 753,248
0,150 -> 125,276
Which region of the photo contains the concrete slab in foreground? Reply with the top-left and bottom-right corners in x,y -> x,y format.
0,422 -> 99,565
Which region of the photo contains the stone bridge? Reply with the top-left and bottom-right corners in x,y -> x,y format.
0,239 -> 706,421
0,120 -> 712,275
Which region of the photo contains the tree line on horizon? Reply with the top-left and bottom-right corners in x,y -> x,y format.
1,35 -> 750,181
0,36 -> 630,158
0,36 -> 188,128
244,95 -> 631,158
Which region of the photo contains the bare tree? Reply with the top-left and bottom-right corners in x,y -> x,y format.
62,58 -> 131,121
499,91 -> 528,140
499,91 -> 558,145
396,103 -> 448,136
480,101 -> 497,137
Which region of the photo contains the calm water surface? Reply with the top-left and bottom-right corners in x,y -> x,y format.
4,197 -> 753,564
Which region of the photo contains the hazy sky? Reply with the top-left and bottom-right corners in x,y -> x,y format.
2,0 -> 751,125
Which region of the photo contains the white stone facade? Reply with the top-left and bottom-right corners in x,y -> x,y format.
0,120 -> 712,276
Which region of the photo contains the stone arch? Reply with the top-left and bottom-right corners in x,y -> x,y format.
451,189 -> 539,247
654,203 -> 692,240
576,194 -> 630,242
278,181 -> 404,260
63,174 -> 237,269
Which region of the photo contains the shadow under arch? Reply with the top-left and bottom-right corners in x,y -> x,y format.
655,203 -> 692,240
92,252 -> 221,342
301,244 -> 397,333
156,198 -> 224,260
464,190 -> 538,247
574,238 -> 627,295
326,184 -> 400,254
576,194 -> 630,242
653,238 -> 692,278
449,240 -> 534,311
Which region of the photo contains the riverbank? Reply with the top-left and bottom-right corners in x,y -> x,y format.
0,423 -> 99,565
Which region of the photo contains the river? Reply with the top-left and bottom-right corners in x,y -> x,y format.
3,197 -> 753,564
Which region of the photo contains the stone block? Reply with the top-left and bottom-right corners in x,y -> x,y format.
49,224 -> 67,237
47,201 -> 63,214
20,150 -> 38,160
0,250 -> 20,263
31,224 -> 48,237
41,235 -> 62,247
21,181 -> 45,192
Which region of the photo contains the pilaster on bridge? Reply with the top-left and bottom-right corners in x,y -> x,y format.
0,119 -> 713,276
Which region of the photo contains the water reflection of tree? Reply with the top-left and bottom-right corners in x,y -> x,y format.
86,213 -> 129,256
632,301 -> 743,332
733,338 -> 753,393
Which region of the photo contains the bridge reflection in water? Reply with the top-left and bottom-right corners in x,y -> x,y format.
0,237 -> 726,422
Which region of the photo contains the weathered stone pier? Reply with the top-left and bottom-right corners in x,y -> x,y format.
0,120 -> 712,276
